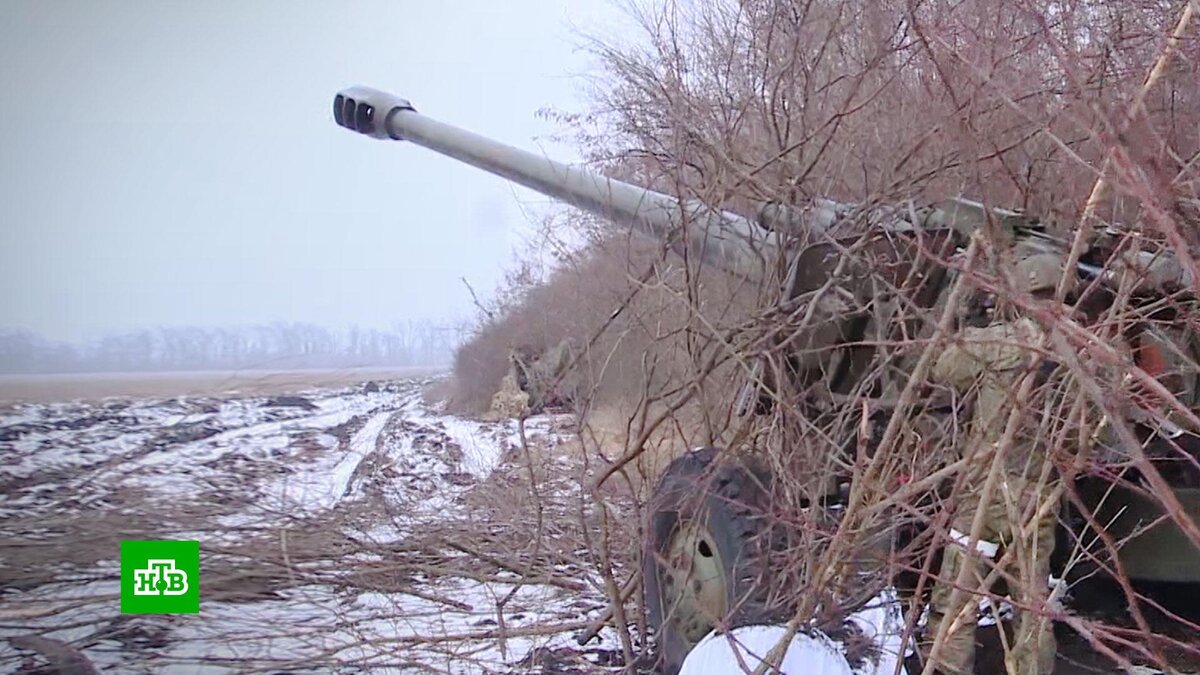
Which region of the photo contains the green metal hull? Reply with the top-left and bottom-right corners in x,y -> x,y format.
1078,479 -> 1200,583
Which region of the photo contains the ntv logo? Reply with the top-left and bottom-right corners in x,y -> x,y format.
133,559 -> 189,596
121,540 -> 200,614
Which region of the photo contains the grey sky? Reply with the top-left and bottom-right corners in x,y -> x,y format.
0,1 -> 621,343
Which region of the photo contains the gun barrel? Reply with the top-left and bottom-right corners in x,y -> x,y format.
335,87 -> 778,282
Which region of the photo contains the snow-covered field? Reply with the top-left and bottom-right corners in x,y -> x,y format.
0,377 -> 624,673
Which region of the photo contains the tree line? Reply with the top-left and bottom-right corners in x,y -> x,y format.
0,321 -> 465,374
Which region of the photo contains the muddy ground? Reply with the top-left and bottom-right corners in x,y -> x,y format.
0,377 -> 630,673
1,374 -> 1198,674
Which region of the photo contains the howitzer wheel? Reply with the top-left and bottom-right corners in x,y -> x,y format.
642,448 -> 785,674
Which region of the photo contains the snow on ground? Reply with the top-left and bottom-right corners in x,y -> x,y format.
680,589 -> 910,675
0,377 -> 622,674
269,409 -> 393,515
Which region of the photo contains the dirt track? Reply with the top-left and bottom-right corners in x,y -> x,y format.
0,376 -> 626,674
3,373 -> 1197,674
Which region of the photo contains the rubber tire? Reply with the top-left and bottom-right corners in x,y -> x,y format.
642,447 -> 785,675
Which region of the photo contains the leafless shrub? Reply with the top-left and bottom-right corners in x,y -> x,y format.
448,0 -> 1200,671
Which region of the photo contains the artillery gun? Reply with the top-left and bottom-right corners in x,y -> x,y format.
333,86 -> 1200,673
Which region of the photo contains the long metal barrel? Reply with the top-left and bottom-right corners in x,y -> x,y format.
334,86 -> 778,283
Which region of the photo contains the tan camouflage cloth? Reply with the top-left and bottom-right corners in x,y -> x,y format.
925,316 -> 1059,675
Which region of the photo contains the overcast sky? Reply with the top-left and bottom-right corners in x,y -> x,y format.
0,1 -> 625,343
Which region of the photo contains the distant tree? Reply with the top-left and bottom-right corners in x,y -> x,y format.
0,321 -> 460,374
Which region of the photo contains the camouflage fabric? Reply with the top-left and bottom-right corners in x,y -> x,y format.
489,340 -> 575,419
925,317 -> 1058,674
518,339 -> 573,413
489,371 -> 531,419
927,476 -> 1057,675
930,317 -> 1050,477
